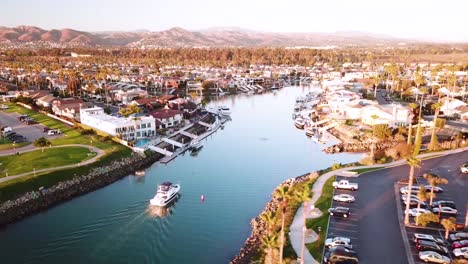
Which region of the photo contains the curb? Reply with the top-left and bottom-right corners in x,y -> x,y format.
394,183 -> 415,264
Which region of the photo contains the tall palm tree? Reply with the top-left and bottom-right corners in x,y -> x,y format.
260,211 -> 277,236
415,186 -> 430,226
293,184 -> 311,264
404,156 -> 421,225
261,233 -> 279,264
423,173 -> 448,206
428,102 -> 443,150
274,185 -> 289,264
370,114 -> 379,162
407,103 -> 418,145
440,217 -> 456,240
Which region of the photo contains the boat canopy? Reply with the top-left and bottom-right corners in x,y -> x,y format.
159,182 -> 173,191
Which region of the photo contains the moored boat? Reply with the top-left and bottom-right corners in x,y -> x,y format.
217,106 -> 231,116
294,117 -> 306,129
150,182 -> 181,207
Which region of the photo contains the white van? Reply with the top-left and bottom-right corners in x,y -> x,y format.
1,126 -> 12,135
47,129 -> 62,136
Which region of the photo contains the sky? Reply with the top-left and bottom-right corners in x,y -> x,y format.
1,0 -> 467,42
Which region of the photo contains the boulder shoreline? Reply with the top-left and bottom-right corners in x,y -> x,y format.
230,172 -> 315,264
0,152 -> 164,227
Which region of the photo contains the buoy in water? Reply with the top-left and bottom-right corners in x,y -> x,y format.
201,194 -> 205,202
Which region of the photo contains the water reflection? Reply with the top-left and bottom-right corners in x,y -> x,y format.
146,205 -> 171,218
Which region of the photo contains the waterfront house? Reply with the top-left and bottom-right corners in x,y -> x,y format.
80,106 -> 156,141
150,108 -> 183,129
440,97 -> 466,116
36,94 -> 55,108
52,98 -> 86,120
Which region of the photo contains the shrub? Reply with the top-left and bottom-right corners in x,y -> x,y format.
331,163 -> 342,170
80,128 -> 96,135
374,124 -> 391,140
345,119 -> 354,126
417,213 -> 439,227
33,137 -> 51,147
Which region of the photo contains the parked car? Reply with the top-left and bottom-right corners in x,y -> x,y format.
460,163 -> 468,174
328,207 -> 350,218
26,120 -> 38,125
0,104 -> 9,109
43,127 -> 51,132
431,201 -> 456,209
400,186 -> 421,194
414,234 -> 446,246
453,247 -> 468,259
325,237 -> 352,249
432,206 -> 457,216
17,114 -> 28,121
416,241 -> 448,255
418,251 -> 451,263
424,185 -> 444,193
333,194 -> 355,203
450,232 -> 468,242
48,129 -> 62,136
401,194 -> 419,201
323,246 -> 358,264
402,198 -> 427,208
452,240 -> 468,249
332,180 -> 358,190
405,208 -> 431,217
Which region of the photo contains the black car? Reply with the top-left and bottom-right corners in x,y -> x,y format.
323,246 -> 358,264
416,240 -> 448,255
431,201 -> 456,209
328,207 -> 350,218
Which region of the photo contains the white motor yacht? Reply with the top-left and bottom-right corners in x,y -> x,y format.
294,117 -> 306,129
150,182 -> 181,207
190,140 -> 203,152
217,106 -> 231,116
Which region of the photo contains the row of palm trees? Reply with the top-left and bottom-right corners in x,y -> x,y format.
260,183 -> 312,264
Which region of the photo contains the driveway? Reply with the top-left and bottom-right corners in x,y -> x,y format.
324,151 -> 468,264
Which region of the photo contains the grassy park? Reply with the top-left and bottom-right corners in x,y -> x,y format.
0,146 -> 94,176
0,103 -> 133,201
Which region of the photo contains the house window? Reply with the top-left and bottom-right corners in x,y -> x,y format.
137,132 -> 141,137
147,123 -> 151,128
136,124 -> 140,129
141,123 -> 146,129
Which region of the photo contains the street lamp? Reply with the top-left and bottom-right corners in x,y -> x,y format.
12,141 -> 16,155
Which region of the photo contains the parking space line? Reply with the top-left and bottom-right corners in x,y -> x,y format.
327,227 -> 358,233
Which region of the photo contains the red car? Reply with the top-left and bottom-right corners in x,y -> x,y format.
452,240 -> 468,249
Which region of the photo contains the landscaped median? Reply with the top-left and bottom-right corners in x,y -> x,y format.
305,176 -> 335,262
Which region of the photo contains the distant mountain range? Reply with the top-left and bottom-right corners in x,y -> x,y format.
0,25 -> 416,48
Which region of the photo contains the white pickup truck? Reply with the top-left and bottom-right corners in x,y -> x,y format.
332,180 -> 359,190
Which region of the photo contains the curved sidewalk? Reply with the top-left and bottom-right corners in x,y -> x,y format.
289,147 -> 468,263
0,144 -> 105,183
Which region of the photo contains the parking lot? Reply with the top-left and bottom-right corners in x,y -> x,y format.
323,151 -> 468,264
0,109 -> 49,142
325,174 -> 408,264
397,154 -> 468,264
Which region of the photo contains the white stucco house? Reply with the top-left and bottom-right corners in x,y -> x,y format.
80,107 -> 156,141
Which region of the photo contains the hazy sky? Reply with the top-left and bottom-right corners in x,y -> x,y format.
1,0 -> 467,42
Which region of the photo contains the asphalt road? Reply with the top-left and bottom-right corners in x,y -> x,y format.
325,151 -> 468,264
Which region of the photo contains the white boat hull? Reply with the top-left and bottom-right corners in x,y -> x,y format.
150,185 -> 181,207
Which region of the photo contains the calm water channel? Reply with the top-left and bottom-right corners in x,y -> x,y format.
0,86 -> 359,264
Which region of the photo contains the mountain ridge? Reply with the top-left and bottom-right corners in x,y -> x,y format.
0,25 -> 425,47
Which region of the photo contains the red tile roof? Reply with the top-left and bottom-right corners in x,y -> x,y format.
150,109 -> 183,119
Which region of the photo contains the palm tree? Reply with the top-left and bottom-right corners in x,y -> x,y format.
260,211 -> 277,236
293,184 -> 311,264
423,173 -> 448,206
261,234 -> 279,264
440,217 -> 456,240
415,186 -> 430,226
274,185 -> 290,264
407,103 -> 418,145
404,156 -> 421,225
370,114 -> 379,162
428,102 -> 443,150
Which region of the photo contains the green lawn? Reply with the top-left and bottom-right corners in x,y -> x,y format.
0,146 -> 94,176
306,176 -> 335,262
0,138 -> 30,151
349,167 -> 383,174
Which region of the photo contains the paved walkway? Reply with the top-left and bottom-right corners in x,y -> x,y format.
0,144 -> 105,183
289,146 -> 468,263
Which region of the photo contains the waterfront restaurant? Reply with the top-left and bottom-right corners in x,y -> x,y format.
80,106 -> 156,141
